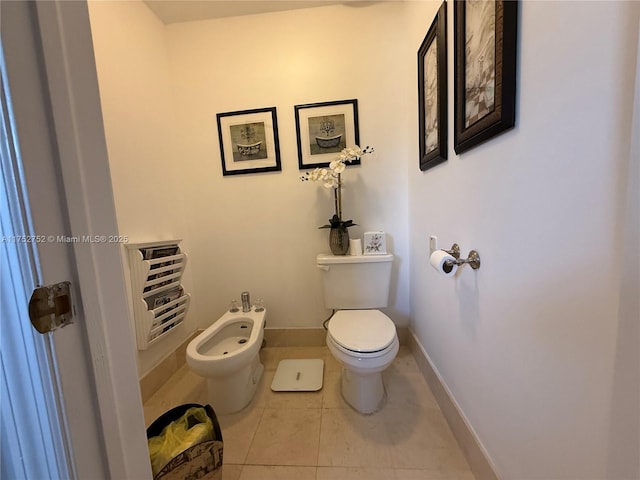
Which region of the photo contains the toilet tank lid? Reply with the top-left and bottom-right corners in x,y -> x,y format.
317,253 -> 393,265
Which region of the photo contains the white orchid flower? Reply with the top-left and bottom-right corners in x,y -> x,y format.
301,144 -> 373,232
341,146 -> 364,160
323,177 -> 338,188
303,145 -> 373,190
330,160 -> 346,173
308,169 -> 322,182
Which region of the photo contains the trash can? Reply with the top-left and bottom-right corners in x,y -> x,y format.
147,404 -> 223,480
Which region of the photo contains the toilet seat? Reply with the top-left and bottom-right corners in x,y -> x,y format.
327,310 -> 396,354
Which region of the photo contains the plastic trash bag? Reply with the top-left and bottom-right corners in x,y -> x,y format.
148,406 -> 214,477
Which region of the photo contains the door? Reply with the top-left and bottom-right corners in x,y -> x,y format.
1,69 -> 78,479
1,1 -> 151,478
1,66 -> 73,479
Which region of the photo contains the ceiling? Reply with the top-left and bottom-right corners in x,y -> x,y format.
144,1 -> 376,24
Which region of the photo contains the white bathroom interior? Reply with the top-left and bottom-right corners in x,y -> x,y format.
86,1 -> 639,479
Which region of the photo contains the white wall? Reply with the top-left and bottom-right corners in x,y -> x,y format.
88,1 -> 411,375
88,1 -> 198,376
406,1 -> 640,479
164,2 -> 410,332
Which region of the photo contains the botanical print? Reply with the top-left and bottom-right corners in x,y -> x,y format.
464,0 -> 496,127
364,232 -> 386,254
424,38 -> 439,154
230,122 -> 267,161
307,113 -> 346,155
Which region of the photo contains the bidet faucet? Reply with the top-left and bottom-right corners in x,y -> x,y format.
241,291 -> 251,312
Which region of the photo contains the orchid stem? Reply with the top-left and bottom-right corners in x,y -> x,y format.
334,174 -> 342,222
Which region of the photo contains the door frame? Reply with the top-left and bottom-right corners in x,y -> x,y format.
25,2 -> 151,477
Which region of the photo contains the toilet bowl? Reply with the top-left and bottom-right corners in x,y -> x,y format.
325,309 -> 399,414
316,253 -> 398,414
186,307 -> 266,414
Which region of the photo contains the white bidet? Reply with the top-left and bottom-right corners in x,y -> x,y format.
186,307 -> 266,414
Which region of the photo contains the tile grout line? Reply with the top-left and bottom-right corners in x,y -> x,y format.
239,404 -> 266,467
316,394 -> 324,472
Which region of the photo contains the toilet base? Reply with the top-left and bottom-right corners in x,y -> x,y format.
340,367 -> 386,414
206,354 -> 264,414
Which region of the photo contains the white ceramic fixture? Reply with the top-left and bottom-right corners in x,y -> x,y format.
317,253 -> 399,414
186,307 -> 266,414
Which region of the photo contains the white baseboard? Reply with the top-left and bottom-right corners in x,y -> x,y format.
408,330 -> 499,480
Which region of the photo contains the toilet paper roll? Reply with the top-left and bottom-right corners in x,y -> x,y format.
349,238 -> 363,256
430,250 -> 458,276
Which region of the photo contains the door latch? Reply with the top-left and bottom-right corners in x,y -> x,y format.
28,281 -> 74,334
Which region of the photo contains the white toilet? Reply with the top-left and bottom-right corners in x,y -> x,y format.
186,307 -> 266,414
316,253 -> 399,414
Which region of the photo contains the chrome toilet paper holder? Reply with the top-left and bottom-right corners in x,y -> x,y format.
444,243 -> 481,270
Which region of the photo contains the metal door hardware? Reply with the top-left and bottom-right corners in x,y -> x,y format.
28,281 -> 74,333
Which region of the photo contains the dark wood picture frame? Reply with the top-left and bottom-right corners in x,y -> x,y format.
294,99 -> 360,169
454,0 -> 518,154
217,107 -> 281,176
418,1 -> 448,171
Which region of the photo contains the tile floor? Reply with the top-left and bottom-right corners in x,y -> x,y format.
143,346 -> 475,480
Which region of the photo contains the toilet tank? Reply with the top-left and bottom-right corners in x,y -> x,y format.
316,253 -> 393,309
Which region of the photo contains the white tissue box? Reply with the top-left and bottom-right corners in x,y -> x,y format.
363,231 -> 387,255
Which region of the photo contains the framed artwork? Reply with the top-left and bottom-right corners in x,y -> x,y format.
294,99 -> 360,169
216,107 -> 281,176
363,231 -> 387,255
454,0 -> 518,154
418,1 -> 448,171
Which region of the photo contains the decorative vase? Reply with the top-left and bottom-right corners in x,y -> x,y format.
329,227 -> 350,255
